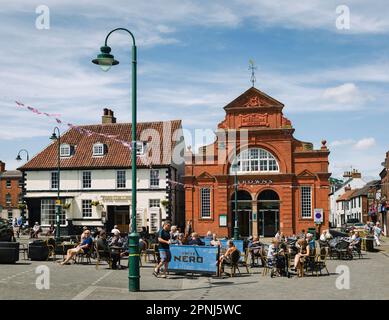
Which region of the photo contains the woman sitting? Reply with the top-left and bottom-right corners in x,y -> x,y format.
210,234 -> 220,247
292,237 -> 316,277
60,230 -> 93,265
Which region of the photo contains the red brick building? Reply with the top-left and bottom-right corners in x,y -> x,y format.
184,87 -> 330,238
0,161 -> 23,221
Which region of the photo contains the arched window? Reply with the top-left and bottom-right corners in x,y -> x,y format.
231,148 -> 279,173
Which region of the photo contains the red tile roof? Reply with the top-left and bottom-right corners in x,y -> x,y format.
336,189 -> 357,202
19,120 -> 182,170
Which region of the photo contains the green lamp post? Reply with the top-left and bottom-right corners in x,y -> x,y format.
92,28 -> 140,292
232,160 -> 239,240
50,127 -> 62,242
16,149 -> 29,225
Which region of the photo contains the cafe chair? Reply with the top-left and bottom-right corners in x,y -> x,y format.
313,248 -> 330,276
229,249 -> 243,277
75,243 -> 94,265
95,243 -> 112,269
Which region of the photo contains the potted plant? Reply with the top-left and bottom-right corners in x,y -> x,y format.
63,202 -> 71,210
160,199 -> 169,208
17,203 -> 26,210
91,200 -> 100,207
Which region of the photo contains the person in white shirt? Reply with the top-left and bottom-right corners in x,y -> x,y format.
373,222 -> 384,246
111,225 -> 121,235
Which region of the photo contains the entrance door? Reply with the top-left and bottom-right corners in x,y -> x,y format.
107,206 -> 130,233
259,209 -> 279,237
230,190 -> 252,238
257,190 -> 280,237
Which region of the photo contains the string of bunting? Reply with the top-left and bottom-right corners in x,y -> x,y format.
15,101 -> 133,150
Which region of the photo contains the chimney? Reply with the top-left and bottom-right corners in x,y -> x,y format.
351,169 -> 361,179
345,185 -> 351,191
102,108 -> 116,124
343,171 -> 351,178
0,161 -> 5,172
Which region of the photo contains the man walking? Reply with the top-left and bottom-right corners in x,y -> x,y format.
153,221 -> 171,278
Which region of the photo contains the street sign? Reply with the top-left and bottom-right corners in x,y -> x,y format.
314,208 -> 324,224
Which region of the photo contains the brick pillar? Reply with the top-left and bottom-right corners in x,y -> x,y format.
281,186 -> 294,235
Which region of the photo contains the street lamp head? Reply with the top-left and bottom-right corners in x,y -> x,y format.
15,155 -> 22,161
50,132 -> 58,140
92,45 -> 119,72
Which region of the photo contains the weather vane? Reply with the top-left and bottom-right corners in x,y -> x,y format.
248,59 -> 257,87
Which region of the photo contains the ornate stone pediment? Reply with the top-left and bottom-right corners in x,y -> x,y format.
297,169 -> 316,178
197,171 -> 216,182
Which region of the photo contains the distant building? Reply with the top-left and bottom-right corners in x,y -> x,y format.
379,150 -> 389,235
0,161 -> 23,221
19,109 -> 185,235
330,169 -> 366,228
335,180 -> 380,226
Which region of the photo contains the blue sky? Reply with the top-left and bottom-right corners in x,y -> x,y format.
1,0 -> 389,180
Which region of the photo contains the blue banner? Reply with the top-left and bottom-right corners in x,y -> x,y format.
168,245 -> 219,274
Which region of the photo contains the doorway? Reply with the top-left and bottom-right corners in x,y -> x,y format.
257,190 -> 280,237
230,190 -> 252,237
107,205 -> 130,233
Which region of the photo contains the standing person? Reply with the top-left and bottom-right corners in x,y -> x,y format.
153,221 -> 171,278
12,218 -> 19,239
111,225 -> 120,235
373,222 -> 384,246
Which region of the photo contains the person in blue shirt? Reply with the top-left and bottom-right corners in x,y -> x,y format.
60,230 -> 93,265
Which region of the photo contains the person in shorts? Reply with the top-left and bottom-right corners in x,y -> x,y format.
153,221 -> 171,278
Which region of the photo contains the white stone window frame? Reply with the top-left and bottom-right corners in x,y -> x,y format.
82,171 -> 92,189
82,199 -> 93,218
93,143 -> 105,156
231,148 -> 279,174
60,144 -> 71,157
116,170 -> 126,189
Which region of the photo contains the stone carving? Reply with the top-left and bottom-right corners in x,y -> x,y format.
241,113 -> 269,127
243,96 -> 261,107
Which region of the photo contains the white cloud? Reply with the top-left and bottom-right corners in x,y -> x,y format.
329,139 -> 355,147
322,83 -> 372,105
354,137 -> 376,150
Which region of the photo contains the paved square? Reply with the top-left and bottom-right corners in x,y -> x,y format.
1,241 -> 389,300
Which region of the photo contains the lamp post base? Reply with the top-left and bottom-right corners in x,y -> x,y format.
128,231 -> 140,292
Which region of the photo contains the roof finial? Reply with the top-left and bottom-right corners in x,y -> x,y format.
248,59 -> 257,87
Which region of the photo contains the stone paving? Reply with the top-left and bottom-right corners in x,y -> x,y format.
1,237 -> 389,300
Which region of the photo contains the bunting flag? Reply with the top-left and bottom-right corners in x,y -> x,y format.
15,100 -> 132,150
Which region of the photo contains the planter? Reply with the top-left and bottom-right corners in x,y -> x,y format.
0,242 -> 20,264
28,241 -> 49,261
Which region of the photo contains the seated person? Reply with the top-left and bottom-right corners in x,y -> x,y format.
266,238 -> 279,269
96,231 -> 120,269
60,230 -> 93,265
45,224 -> 55,237
292,236 -> 314,276
205,231 -> 213,240
187,232 -> 205,246
218,240 -> 237,270
30,222 -> 42,238
109,230 -> 123,247
349,231 -> 361,253
248,236 -> 263,266
210,234 -> 220,247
